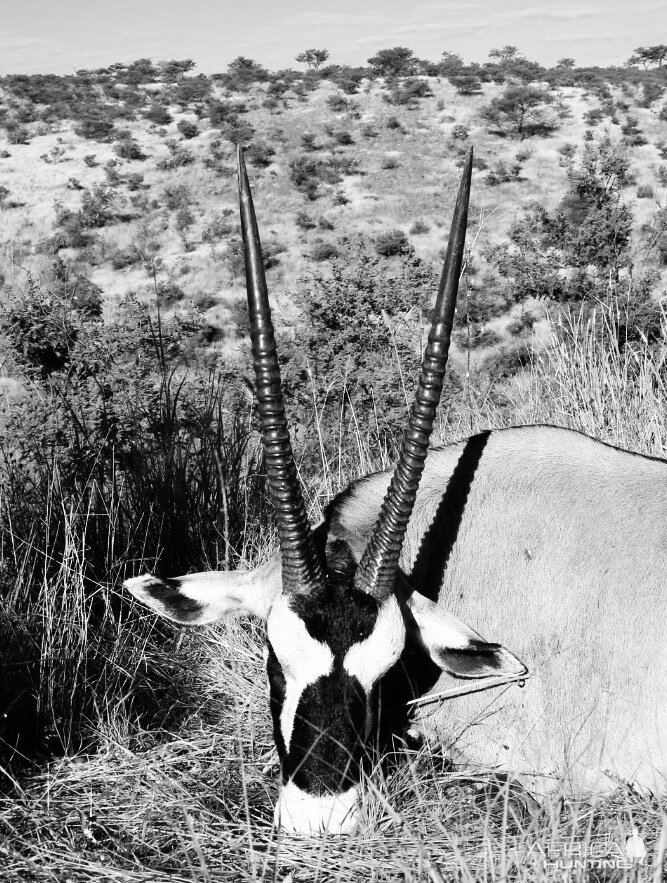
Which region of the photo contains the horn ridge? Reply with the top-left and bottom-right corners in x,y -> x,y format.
238,147 -> 324,596
355,149 -> 473,600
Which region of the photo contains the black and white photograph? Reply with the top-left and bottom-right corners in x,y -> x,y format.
0,0 -> 666,878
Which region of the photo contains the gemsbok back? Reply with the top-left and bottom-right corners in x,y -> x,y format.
125,146 -> 667,835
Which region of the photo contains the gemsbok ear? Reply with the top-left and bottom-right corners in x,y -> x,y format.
124,559 -> 282,625
407,595 -> 527,680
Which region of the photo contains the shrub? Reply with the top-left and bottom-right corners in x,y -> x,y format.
156,142 -> 195,170
177,119 -> 199,139
375,229 -> 410,256
486,160 -> 521,186
451,124 -> 469,140
310,240 -> 338,261
327,93 -> 349,112
296,211 -> 316,230
332,129 -> 354,146
156,280 -> 185,307
110,248 -> 142,269
409,220 -> 430,235
125,172 -> 145,191
163,184 -> 190,210
114,136 -> 145,160
506,311 -> 537,336
202,209 -> 234,241
385,115 -> 404,130
483,343 -> 532,378
382,156 -> 399,169
6,124 -> 31,144
246,140 -> 275,167
301,132 -> 319,151
290,156 -> 321,200
75,117 -> 116,141
637,184 -> 654,199
219,120 -> 254,146
145,104 -> 172,125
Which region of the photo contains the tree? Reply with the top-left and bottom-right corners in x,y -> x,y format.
626,44 -> 667,68
489,45 -> 522,65
227,56 -> 269,82
296,49 -> 329,71
449,70 -> 482,95
494,138 -> 635,303
481,84 -> 554,139
159,59 -> 196,82
439,51 -> 464,74
556,57 -> 576,69
367,47 -> 416,78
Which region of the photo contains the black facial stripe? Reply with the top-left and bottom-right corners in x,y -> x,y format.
266,641 -> 287,758
283,669 -> 368,793
144,578 -> 204,621
289,579 -> 379,657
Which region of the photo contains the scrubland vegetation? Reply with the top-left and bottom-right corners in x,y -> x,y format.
0,45 -> 666,880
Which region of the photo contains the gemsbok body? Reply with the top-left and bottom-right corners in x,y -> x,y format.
126,148 -> 667,836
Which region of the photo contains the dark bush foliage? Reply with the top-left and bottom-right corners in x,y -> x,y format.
177,119 -> 199,139
375,229 -> 410,256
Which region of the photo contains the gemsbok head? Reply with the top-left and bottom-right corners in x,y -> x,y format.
125,147 -> 528,834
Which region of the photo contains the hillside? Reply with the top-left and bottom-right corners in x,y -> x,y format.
1,57 -> 666,386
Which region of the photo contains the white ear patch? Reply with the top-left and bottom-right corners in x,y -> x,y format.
124,557 -> 281,625
343,596 -> 406,692
267,596 -> 334,750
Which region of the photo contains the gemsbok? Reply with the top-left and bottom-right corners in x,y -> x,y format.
126,147 -> 667,836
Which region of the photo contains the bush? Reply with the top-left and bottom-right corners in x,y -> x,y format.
332,129 -> 354,146
246,140 -> 275,167
327,93 -> 349,112
6,125 -> 31,144
486,160 -> 521,186
375,229 -> 410,256
114,137 -> 145,160
301,132 -> 319,151
156,280 -> 185,307
145,104 -> 172,125
310,240 -> 338,261
0,287 -> 261,755
637,184 -> 655,199
361,124 -> 378,138
74,116 -> 116,141
177,119 -> 199,139
451,124 -> 469,140
296,211 -> 316,230
409,220 -> 430,235
385,115 -> 404,131
110,248 -> 142,269
156,141 -> 195,170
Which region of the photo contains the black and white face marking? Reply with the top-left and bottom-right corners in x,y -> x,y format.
265,549 -> 406,834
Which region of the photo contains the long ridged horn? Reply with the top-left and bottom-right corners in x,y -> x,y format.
355,149 -> 473,600
238,147 -> 324,596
